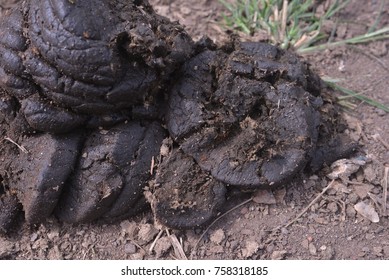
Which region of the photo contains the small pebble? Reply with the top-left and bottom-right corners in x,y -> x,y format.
321,246 -> 335,259
301,239 -> 309,250
137,224 -> 158,244
210,229 -> 225,245
373,246 -> 383,257
309,243 -> 317,255
30,233 -> 38,242
346,204 -> 356,218
124,243 -> 137,254
365,233 -> 375,240
327,202 -> 338,213
240,207 -> 249,215
241,241 -> 259,258
47,231 -> 59,240
270,250 -> 287,260
280,227 -> 289,235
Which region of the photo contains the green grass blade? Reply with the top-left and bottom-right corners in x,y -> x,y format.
324,80 -> 389,112
298,26 -> 389,53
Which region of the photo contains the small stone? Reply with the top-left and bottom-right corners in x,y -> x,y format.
327,187 -> 337,195
266,244 -> 275,253
280,227 -> 289,235
274,188 -> 287,204
124,243 -> 137,254
373,246 -> 383,256
240,207 -> 249,215
327,202 -> 338,213
320,245 -> 327,251
352,184 -> 374,199
358,251 -> 366,257
363,163 -> 381,184
210,229 -> 225,245
30,232 -> 38,242
253,189 -> 276,204
271,250 -> 287,260
347,193 -> 359,204
321,246 -> 335,259
120,220 -> 138,239
33,239 -> 49,251
47,230 -> 59,240
137,224 -> 159,245
346,204 -> 356,218
332,181 -> 350,194
159,141 -> 170,157
301,239 -> 309,249
309,243 -> 317,255
229,240 -> 239,251
241,241 -> 259,258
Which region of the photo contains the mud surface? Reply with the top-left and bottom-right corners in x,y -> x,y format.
0,0 -> 388,260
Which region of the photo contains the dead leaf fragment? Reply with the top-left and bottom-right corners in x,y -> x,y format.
354,201 -> 379,223
327,158 -> 367,180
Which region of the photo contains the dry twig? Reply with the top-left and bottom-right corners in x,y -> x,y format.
166,230 -> 187,260
150,156 -> 155,175
149,229 -> 164,253
280,0 -> 288,42
3,137 -> 28,154
272,179 -> 336,231
190,197 -> 253,259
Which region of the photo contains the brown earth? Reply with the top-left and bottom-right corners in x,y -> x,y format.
0,0 -> 388,260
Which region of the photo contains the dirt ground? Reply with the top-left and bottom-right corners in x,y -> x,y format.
0,0 -> 388,260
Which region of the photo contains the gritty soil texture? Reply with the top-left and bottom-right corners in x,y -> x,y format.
1,0 -> 389,260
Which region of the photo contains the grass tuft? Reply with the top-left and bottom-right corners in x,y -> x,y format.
219,0 -> 389,112
219,0 -> 389,53
323,78 -> 389,113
